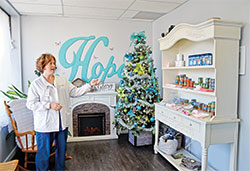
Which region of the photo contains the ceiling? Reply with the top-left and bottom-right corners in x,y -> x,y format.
8,0 -> 188,21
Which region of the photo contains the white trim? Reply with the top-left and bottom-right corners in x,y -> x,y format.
68,134 -> 118,142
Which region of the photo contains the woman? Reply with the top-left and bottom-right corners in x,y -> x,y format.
26,53 -> 101,171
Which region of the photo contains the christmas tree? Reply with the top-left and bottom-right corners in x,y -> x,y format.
113,31 -> 160,136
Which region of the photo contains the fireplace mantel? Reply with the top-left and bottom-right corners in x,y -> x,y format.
68,90 -> 118,142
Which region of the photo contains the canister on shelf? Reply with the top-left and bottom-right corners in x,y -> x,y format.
211,108 -> 215,116
198,103 -> 202,110
184,80 -> 187,87
211,101 -> 216,108
205,83 -> 209,89
202,83 -> 206,88
180,99 -> 184,105
198,77 -> 203,84
191,81 -> 195,88
176,75 -> 180,81
175,80 -> 179,85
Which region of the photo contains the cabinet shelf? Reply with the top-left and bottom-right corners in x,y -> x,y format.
162,66 -> 215,70
156,148 -> 215,171
163,86 -> 215,97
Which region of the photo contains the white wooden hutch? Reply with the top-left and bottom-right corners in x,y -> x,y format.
154,18 -> 242,171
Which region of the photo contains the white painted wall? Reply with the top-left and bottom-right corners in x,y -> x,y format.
0,0 -> 22,162
152,0 -> 250,170
21,16 -> 152,92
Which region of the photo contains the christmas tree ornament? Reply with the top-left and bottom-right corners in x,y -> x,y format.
139,55 -> 144,60
137,106 -> 142,110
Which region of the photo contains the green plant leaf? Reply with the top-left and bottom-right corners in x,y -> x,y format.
8,87 -> 26,98
6,90 -> 18,96
28,80 -> 31,88
7,90 -> 24,98
0,90 -> 18,100
10,85 -> 27,98
68,131 -> 72,137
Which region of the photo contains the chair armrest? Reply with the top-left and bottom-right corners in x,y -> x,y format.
16,130 -> 36,137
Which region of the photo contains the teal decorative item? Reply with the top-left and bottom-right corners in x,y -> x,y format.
59,36 -> 124,82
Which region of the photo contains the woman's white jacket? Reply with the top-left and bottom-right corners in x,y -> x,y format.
26,76 -> 91,132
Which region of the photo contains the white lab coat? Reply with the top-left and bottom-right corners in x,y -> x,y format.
26,75 -> 91,132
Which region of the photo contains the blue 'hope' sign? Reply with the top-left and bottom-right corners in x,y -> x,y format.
59,36 -> 124,82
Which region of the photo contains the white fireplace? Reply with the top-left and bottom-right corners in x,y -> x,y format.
68,83 -> 118,142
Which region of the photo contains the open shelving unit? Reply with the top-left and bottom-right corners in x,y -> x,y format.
154,18 -> 242,171
157,148 -> 215,171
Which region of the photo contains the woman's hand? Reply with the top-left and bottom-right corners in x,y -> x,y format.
50,102 -> 63,111
89,79 -> 103,87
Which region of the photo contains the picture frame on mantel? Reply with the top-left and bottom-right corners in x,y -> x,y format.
71,78 -> 86,88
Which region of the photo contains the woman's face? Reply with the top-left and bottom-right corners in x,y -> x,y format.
43,59 -> 56,75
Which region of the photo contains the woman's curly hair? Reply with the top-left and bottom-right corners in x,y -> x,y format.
36,53 -> 56,73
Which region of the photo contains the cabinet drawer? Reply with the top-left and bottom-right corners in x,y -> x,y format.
156,108 -> 181,122
181,117 -> 200,134
167,112 -> 181,122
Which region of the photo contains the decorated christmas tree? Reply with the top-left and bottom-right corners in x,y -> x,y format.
113,31 -> 160,136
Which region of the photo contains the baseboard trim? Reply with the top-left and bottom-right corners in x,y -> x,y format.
3,145 -> 17,162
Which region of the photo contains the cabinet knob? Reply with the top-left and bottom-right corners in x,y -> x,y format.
189,123 -> 192,126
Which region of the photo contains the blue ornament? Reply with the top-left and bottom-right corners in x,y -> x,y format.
137,106 -> 141,110
142,125 -> 145,128
150,117 -> 155,122
135,97 -> 138,101
129,72 -> 133,76
125,53 -> 133,61
129,111 -> 135,117
120,80 -> 124,84
134,122 -> 138,126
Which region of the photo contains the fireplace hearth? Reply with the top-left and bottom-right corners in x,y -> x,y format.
73,103 -> 110,137
69,89 -> 118,141
78,113 -> 105,136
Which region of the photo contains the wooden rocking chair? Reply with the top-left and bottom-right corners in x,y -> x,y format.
4,99 -> 71,169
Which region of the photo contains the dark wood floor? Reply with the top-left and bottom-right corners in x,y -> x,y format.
65,134 -> 176,171
13,134 -> 176,171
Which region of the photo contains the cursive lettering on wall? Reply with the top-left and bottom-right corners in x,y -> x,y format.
59,36 -> 124,82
